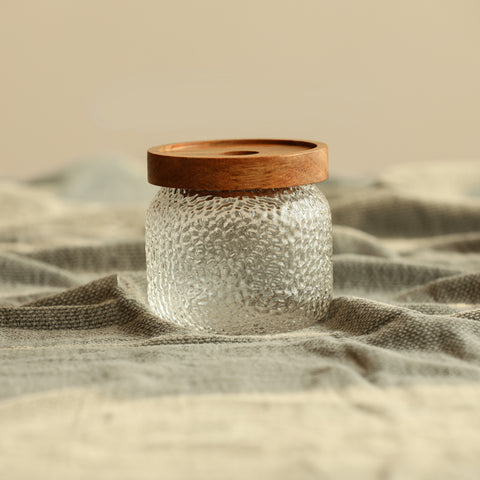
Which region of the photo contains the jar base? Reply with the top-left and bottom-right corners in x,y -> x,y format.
147,295 -> 331,336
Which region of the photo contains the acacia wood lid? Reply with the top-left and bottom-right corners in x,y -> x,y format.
147,139 -> 328,190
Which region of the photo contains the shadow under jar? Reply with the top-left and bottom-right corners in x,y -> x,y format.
146,139 -> 332,335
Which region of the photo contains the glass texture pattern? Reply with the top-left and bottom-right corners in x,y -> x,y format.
146,185 -> 332,334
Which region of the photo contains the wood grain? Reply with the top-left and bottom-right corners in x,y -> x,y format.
147,139 -> 328,190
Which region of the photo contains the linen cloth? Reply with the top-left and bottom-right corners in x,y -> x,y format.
1,159 -> 479,479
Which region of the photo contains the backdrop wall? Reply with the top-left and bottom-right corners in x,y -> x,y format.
1,0 -> 479,178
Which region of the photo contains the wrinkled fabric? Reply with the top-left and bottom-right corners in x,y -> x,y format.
1,159 -> 479,479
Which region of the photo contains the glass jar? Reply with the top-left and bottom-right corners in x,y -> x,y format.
146,139 -> 332,335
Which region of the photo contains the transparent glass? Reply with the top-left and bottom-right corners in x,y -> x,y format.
145,185 -> 332,335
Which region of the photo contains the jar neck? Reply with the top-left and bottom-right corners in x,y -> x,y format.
177,187 -> 298,198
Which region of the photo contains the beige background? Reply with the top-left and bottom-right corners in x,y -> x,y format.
1,0 -> 479,179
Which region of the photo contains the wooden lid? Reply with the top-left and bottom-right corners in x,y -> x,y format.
147,139 -> 328,190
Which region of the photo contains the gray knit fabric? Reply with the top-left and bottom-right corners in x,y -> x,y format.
1,159 -> 480,479
2,160 -> 480,393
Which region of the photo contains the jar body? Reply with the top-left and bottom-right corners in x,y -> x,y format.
145,185 -> 332,335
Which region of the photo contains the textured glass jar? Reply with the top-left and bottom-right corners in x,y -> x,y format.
146,139 -> 332,335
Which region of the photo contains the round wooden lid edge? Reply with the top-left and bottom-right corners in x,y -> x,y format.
147,138 -> 328,190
